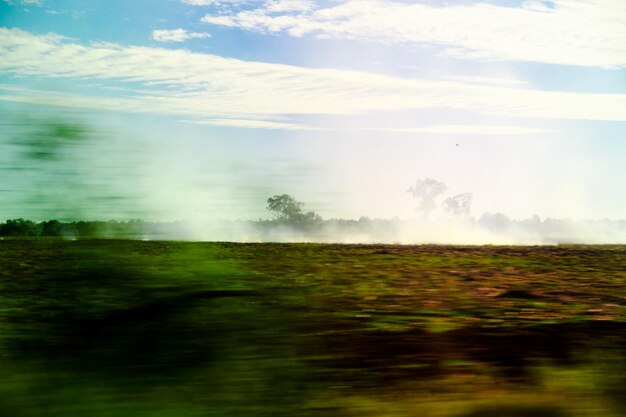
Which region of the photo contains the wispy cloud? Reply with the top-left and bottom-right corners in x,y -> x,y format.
3,0 -> 43,6
0,28 -> 625,130
183,118 -> 324,130
152,28 -> 211,42
200,0 -> 626,68
439,76 -> 528,87
365,125 -> 556,135
181,0 -> 248,6
182,0 -> 220,5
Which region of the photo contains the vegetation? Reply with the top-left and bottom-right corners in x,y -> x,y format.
266,194 -> 322,227
0,218 -> 155,237
408,178 -> 449,216
0,240 -> 624,416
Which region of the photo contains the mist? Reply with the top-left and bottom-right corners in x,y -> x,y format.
138,215 -> 624,245
1,115 -> 624,245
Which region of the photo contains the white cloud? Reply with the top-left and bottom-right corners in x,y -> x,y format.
522,0 -> 554,12
182,0 -> 216,4
0,28 -> 625,130
184,118 -> 324,130
3,0 -> 43,6
440,76 -> 528,87
365,125 -> 556,135
152,28 -> 211,42
200,0 -> 626,68
265,0 -> 314,13
181,0 -> 247,6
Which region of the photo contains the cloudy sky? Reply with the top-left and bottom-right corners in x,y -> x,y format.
0,0 -> 625,221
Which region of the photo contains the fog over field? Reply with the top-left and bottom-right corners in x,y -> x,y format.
1,3 -> 626,417
1,0 -> 625,243
0,115 -> 625,244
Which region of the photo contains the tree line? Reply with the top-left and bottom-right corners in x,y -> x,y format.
0,219 -> 156,237
0,194 -> 321,237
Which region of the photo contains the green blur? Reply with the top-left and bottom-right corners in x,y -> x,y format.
0,240 -> 624,416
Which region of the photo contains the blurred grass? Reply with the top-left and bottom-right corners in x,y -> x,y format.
0,240 -> 624,416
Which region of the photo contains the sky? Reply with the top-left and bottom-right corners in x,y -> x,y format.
0,0 -> 625,222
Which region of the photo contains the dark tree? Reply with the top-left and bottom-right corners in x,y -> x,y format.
267,194 -> 304,221
40,219 -> 63,236
266,194 -> 322,226
0,219 -> 40,236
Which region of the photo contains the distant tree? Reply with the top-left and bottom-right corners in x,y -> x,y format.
443,193 -> 473,217
407,178 -> 447,217
40,219 -> 63,236
299,210 -> 323,225
478,212 -> 511,232
0,219 -> 40,236
267,194 -> 304,221
74,220 -> 100,237
266,194 -> 322,226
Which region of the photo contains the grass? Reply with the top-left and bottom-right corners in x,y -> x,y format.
0,239 -> 624,416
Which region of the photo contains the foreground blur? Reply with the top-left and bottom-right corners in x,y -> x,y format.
0,240 -> 625,417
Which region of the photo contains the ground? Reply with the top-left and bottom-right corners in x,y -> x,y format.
0,239 -> 624,416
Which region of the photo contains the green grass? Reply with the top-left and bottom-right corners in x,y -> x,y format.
0,239 -> 624,416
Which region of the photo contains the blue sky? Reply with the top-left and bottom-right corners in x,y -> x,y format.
0,0 -> 625,221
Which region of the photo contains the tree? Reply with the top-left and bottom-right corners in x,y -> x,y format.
407,178 -> 447,217
0,219 -> 40,236
266,194 -> 322,225
267,194 -> 303,221
443,193 -> 473,217
478,212 -> 511,232
40,219 -> 63,236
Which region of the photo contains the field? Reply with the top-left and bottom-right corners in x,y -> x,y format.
0,239 -> 625,416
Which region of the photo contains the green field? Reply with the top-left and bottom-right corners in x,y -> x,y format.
0,240 -> 625,416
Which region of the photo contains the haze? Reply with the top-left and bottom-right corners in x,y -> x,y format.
1,0 -> 625,243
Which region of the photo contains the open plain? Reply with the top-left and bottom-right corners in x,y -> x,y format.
0,239 -> 625,416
